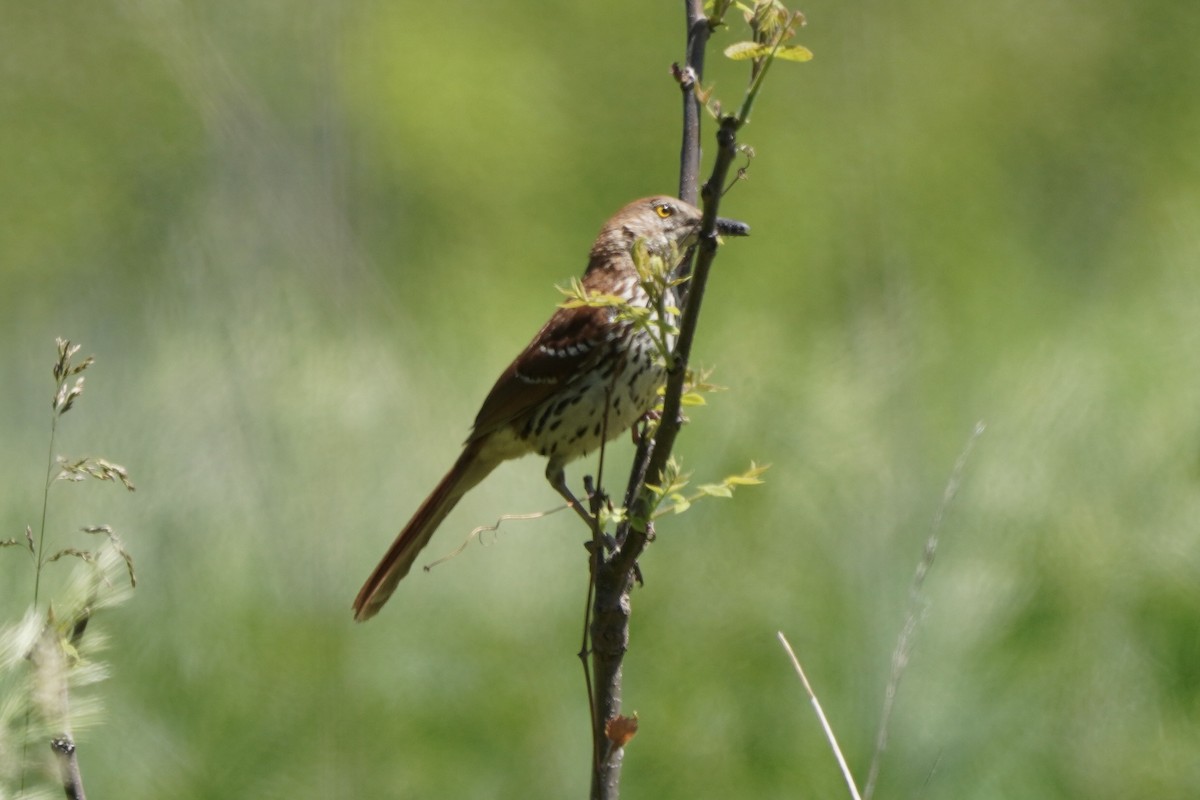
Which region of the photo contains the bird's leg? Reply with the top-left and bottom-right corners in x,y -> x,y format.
582,475 -> 618,553
581,475 -> 613,520
582,474 -> 598,515
546,466 -> 623,557
631,408 -> 662,445
547,466 -> 600,533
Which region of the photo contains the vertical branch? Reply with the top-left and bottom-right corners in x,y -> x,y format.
678,0 -> 710,205
590,56 -> 748,800
587,565 -> 635,799
618,114 -> 741,567
590,6 -> 715,793
590,2 -> 780,795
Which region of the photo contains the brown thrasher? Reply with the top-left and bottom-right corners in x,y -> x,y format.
353,196 -> 749,621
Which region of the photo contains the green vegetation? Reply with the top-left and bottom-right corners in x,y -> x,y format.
2,1 -> 1198,797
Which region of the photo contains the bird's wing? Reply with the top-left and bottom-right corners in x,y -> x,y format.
468,303 -> 614,442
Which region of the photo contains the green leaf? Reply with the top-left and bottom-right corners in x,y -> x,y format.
775,45 -> 814,62
669,494 -> 691,514
698,483 -> 734,498
724,41 -> 770,61
728,462 -> 771,485
680,392 -> 708,407
599,505 -> 628,527
734,1 -> 756,18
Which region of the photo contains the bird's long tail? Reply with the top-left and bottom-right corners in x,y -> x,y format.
353,443 -> 498,621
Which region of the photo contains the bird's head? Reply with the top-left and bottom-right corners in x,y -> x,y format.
592,195 -> 750,261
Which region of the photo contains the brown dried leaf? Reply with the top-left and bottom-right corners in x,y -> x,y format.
605,713 -> 639,748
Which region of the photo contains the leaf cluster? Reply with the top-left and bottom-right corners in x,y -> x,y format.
724,0 -> 812,65
646,459 -> 770,519
695,0 -> 812,124
558,238 -> 690,369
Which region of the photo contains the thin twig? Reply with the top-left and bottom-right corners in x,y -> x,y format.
580,386 -> 618,774
419,507 -> 568,572
777,632 -> 863,800
34,410 -> 60,607
579,552 -> 600,774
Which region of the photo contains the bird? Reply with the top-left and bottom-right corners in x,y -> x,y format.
353,195 -> 749,621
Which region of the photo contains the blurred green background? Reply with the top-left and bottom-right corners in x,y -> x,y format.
2,0 -> 1198,797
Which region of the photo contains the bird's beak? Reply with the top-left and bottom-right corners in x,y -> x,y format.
715,217 -> 750,237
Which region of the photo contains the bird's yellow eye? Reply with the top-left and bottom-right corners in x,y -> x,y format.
654,204 -> 673,219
